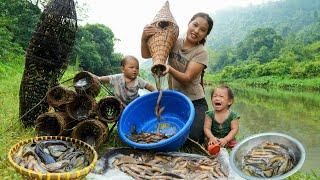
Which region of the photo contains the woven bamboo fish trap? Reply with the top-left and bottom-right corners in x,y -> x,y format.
74,71 -> 101,98
46,85 -> 76,107
71,119 -> 109,149
147,1 -> 179,75
19,0 -> 77,127
35,112 -> 76,136
66,94 -> 96,121
97,96 -> 123,124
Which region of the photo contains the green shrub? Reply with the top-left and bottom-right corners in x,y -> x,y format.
304,61 -> 320,78
256,62 -> 291,77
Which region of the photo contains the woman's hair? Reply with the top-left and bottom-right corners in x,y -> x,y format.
188,12 -> 214,45
211,85 -> 234,107
120,55 -> 139,67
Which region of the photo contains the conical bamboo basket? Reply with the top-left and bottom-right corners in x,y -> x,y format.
147,1 -> 179,75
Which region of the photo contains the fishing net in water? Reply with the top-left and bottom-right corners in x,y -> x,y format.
19,0 -> 77,127
66,94 -> 96,121
71,119 -> 109,149
147,1 -> 179,75
73,71 -> 101,98
97,96 -> 123,124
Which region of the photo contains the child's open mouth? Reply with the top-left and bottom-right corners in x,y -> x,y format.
214,102 -> 222,106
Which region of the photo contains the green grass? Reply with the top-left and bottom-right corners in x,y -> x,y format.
0,60 -> 319,179
0,60 -> 35,178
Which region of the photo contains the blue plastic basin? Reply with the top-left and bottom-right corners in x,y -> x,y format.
118,90 -> 195,151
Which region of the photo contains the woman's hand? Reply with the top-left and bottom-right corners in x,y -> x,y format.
142,24 -> 158,42
162,64 -> 171,76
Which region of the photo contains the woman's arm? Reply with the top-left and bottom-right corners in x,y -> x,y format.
219,118 -> 240,146
141,25 -> 157,58
166,61 -> 205,85
204,115 -> 219,145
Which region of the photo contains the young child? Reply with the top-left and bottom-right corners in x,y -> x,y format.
98,55 -> 156,105
203,85 -> 240,148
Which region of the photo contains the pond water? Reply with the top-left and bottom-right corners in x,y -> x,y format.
205,86 -> 320,172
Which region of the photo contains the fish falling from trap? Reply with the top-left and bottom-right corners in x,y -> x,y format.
146,1 -> 179,136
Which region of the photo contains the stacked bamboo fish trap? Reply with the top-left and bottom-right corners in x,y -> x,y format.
35,71 -> 124,149
147,1 -> 179,76
19,0 -> 77,127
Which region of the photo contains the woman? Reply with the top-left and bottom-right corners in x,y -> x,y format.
141,12 -> 214,143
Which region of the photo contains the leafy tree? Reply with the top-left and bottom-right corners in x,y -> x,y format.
69,24 -> 123,75
0,7 -> 23,62
236,28 -> 283,64
0,0 -> 41,50
295,22 -> 320,44
210,47 -> 235,72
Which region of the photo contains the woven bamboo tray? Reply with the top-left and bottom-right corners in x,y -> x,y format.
8,136 -> 98,180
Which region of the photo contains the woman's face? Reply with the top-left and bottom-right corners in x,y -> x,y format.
122,58 -> 139,80
186,16 -> 209,45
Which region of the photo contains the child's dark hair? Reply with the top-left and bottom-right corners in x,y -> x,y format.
120,55 -> 139,67
188,12 -> 214,45
211,85 -> 234,107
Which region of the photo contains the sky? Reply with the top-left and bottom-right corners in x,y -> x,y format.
77,0 -> 270,61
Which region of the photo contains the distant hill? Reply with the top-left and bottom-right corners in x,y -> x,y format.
208,0 -> 320,49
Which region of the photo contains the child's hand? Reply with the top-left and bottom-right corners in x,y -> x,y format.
208,137 -> 219,146
218,138 -> 228,146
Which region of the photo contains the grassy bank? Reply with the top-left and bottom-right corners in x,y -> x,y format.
0,60 -> 34,178
205,74 -> 320,91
